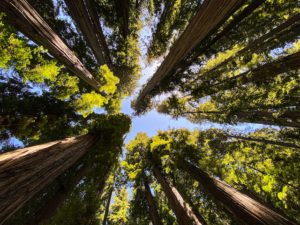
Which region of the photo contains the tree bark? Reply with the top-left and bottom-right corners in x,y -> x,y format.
0,134 -> 99,225
25,163 -> 90,225
134,0 -> 244,112
143,177 -> 163,225
0,0 -> 101,91
152,165 -> 204,225
64,0 -> 111,66
102,188 -> 113,225
227,134 -> 300,149
177,159 -> 298,225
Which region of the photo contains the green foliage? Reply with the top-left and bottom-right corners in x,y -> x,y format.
108,187 -> 130,224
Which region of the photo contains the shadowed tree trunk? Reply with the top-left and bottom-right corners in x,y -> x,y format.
152,164 -> 204,225
134,0 -> 244,111
183,110 -> 300,128
64,0 -> 111,66
192,51 -> 300,98
227,134 -> 300,149
0,0 -> 101,91
143,176 -> 163,225
176,159 -> 299,225
190,13 -> 300,84
114,0 -> 130,38
0,134 -> 99,224
102,187 -> 113,225
25,162 -> 90,225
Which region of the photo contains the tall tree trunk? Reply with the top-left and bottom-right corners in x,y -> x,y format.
25,162 -> 91,225
134,0 -> 244,112
102,188 -> 113,225
143,177 -> 163,225
227,134 -> 300,149
0,0 -> 101,91
183,110 -> 300,128
0,134 -> 99,224
64,0 -> 111,66
193,51 -> 300,98
190,13 -> 300,84
152,165 -> 204,225
176,159 -> 298,225
114,0 -> 130,38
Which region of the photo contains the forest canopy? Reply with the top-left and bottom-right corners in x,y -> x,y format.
0,0 -> 299,225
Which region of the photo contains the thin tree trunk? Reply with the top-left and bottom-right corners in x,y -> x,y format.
183,110 -> 300,128
190,13 -> 300,84
0,0 -> 101,91
25,163 -> 91,225
152,165 -> 204,225
143,177 -> 163,225
102,188 -> 113,225
0,134 -> 99,224
193,51 -> 300,98
176,159 -> 298,225
134,0 -> 244,112
114,0 -> 130,38
64,0 -> 111,66
227,134 -> 300,149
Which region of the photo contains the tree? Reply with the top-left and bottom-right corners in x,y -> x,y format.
176,159 -> 298,225
133,0 -> 244,113
64,0 -> 111,66
108,187 -> 130,225
0,0 -> 103,91
3,114 -> 131,225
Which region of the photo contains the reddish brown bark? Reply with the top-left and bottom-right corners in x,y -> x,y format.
152,165 -> 204,225
134,0 -> 244,111
177,159 -> 298,225
143,177 -> 163,225
0,134 -> 99,224
0,0 -> 101,91
65,0 -> 111,66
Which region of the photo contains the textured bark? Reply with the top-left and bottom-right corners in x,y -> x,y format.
134,0 -> 244,111
0,0 -> 101,91
25,163 -> 90,225
177,159 -> 298,225
64,0 -> 111,66
0,134 -> 99,224
102,188 -> 113,225
152,165 -> 204,225
191,13 -> 300,84
227,135 -> 300,149
143,177 -> 163,225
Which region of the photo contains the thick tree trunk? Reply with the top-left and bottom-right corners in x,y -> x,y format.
134,0 -> 244,112
177,159 -> 298,225
0,0 -> 101,91
64,0 -> 111,66
152,165 -> 204,225
102,188 -> 113,225
227,134 -> 300,149
143,177 -> 163,225
0,134 -> 99,224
